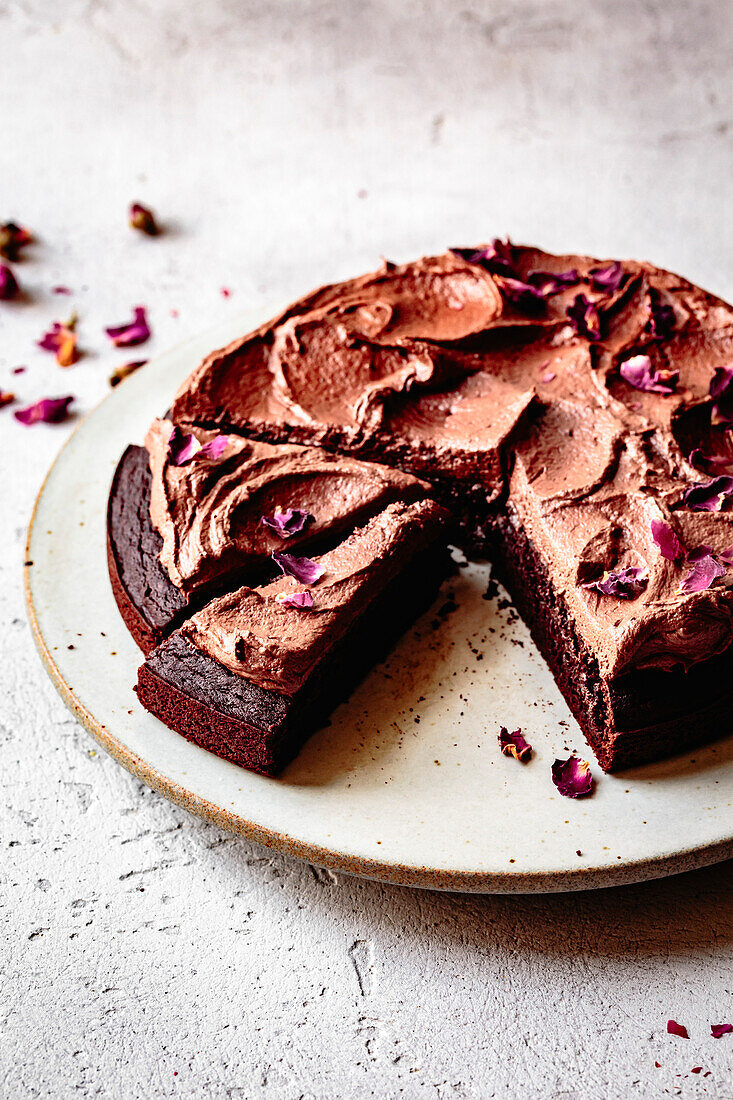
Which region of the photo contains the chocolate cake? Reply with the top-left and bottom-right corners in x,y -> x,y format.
109,240 -> 733,774
136,500 -> 451,775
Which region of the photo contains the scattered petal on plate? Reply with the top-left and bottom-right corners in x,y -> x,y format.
589,261 -> 625,294
38,320 -> 79,367
105,306 -> 150,347
272,551 -> 325,585
109,359 -> 147,387
711,1023 -> 732,1038
620,354 -> 678,394
566,294 -> 601,340
275,590 -> 314,609
651,519 -> 684,561
0,390 -> 15,408
666,1020 -> 689,1039
13,395 -> 74,425
679,547 -> 727,594
0,264 -> 19,300
498,727 -> 532,762
261,507 -> 315,538
682,476 -> 733,512
551,757 -> 594,798
221,287 -> 232,298
129,203 -> 159,236
0,221 -> 32,261
52,285 -> 72,295
582,566 -> 648,599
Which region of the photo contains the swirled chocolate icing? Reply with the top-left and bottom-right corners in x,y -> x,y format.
169,245 -> 733,679
145,418 -> 431,596
181,499 -> 448,694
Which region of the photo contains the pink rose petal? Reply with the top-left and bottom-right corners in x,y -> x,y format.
679,547 -> 727,594
167,426 -> 230,466
651,519 -> 684,561
261,507 -> 315,538
566,294 -> 601,340
667,1020 -> 689,1039
52,285 -> 72,295
105,306 -> 150,347
711,1023 -> 732,1038
682,476 -> 733,512
590,261 -> 625,294
272,551 -> 325,585
14,395 -> 74,425
620,354 -> 678,394
275,590 -> 314,609
0,264 -> 19,300
551,757 -> 594,798
582,566 -> 648,599
498,727 -> 532,762
38,320 -> 79,367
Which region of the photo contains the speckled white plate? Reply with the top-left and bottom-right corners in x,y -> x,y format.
25,308 -> 733,892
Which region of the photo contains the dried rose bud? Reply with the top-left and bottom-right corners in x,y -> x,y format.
129,203 -> 159,236
0,222 -> 32,261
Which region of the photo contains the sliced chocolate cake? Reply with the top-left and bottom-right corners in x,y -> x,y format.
150,241 -> 733,772
107,419 -> 433,652
136,500 -> 451,775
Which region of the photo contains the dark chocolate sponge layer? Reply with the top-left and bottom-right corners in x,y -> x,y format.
137,545 -> 451,776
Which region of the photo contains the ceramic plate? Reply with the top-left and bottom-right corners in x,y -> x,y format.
25,307 -> 733,892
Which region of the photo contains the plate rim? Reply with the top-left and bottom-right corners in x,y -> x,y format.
23,335 -> 733,895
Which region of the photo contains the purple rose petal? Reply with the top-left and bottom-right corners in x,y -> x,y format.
709,366 -> 733,425
651,519 -> 684,561
551,757 -> 594,799
566,294 -> 601,340
589,261 -> 625,294
582,566 -> 648,599
275,590 -> 314,609
497,276 -> 546,312
0,222 -> 32,261
167,426 -> 230,466
682,476 -> 733,512
129,202 -> 159,236
450,239 -> 515,275
619,354 -> 678,394
648,289 -> 676,342
272,551 -> 325,585
38,319 -> 79,366
261,507 -> 315,538
0,264 -> 19,300
498,727 -> 532,762
711,1024 -> 733,1038
667,1020 -> 689,1040
105,306 -> 150,347
679,547 -> 727,594
14,395 -> 74,425
688,445 -> 733,475
527,268 -> 580,296
52,285 -> 72,295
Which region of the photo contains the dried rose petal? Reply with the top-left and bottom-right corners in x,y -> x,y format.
14,395 -> 74,425
275,590 -> 314,609
679,547 -> 727,594
52,285 -> 72,295
0,264 -> 19,300
129,203 -> 159,236
105,306 -> 150,347
109,359 -> 147,387
590,261 -> 625,294
620,354 -> 678,394
709,366 -> 733,425
272,551 -> 325,585
566,294 -> 601,340
651,519 -> 684,561
527,268 -> 579,296
0,222 -> 32,261
711,1024 -> 732,1038
498,727 -> 532,762
261,507 -> 315,538
682,476 -> 733,512
38,320 -> 79,367
667,1020 -> 689,1039
450,239 -> 515,275
551,757 -> 594,798
688,444 -> 733,475
583,566 -> 648,599
167,426 -> 230,466
0,390 -> 15,408
221,287 -> 232,298
497,276 -> 546,312
648,289 -> 676,341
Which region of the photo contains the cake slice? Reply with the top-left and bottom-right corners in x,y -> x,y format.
107,419 -> 432,652
136,499 -> 451,775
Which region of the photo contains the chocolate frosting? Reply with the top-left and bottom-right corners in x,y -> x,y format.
145,418 -> 431,596
181,499 -> 448,694
170,245 -> 733,677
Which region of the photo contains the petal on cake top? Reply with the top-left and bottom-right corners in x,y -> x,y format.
129,203 -> 159,236
105,306 -> 150,347
261,507 -> 315,538
275,590 -> 315,609
679,548 -> 727,594
648,288 -> 676,341
13,395 -> 74,425
582,566 -> 648,599
666,1020 -> 689,1039
711,1024 -> 733,1038
682,476 -> 733,511
619,354 -> 678,394
589,261 -> 625,294
551,757 -> 594,798
0,222 -> 32,261
709,366 -> 733,425
272,551 -> 325,585
566,294 -> 601,340
651,519 -> 684,561
449,239 -> 515,275
527,268 -> 580,296
498,727 -> 532,762
0,263 -> 19,300
167,426 -> 230,466
496,276 -> 546,312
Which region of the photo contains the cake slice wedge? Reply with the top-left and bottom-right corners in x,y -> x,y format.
135,499 -> 451,775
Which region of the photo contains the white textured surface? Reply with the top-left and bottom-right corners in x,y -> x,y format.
1,1 -> 732,1096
